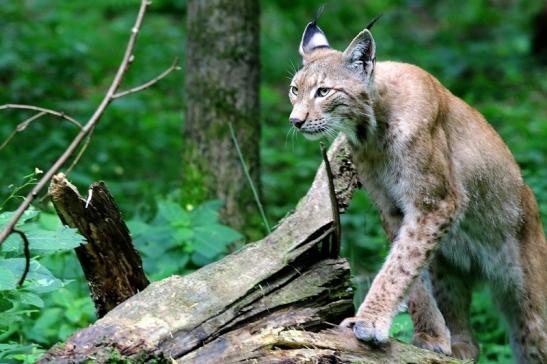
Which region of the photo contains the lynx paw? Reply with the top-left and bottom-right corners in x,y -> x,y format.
412,332 -> 452,356
451,336 -> 480,361
340,316 -> 390,345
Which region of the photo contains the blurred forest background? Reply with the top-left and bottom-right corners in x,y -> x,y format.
0,0 -> 545,363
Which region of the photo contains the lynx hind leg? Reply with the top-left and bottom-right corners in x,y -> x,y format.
495,186 -> 547,364
408,271 -> 452,356
430,256 -> 480,361
495,289 -> 547,364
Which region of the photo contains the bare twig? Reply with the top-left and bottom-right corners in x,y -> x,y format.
66,127 -> 95,175
0,112 -> 48,151
0,128 -> 18,151
320,142 -> 341,257
64,57 -> 180,174
66,59 -> 180,173
1,112 -> 47,151
13,229 -> 30,287
0,0 -> 151,246
16,111 -> 48,132
0,106 -> 83,151
112,57 -> 180,99
0,104 -> 82,128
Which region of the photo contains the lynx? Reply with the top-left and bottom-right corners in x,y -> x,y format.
288,15 -> 547,363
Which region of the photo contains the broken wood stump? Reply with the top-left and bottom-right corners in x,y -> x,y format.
40,136 -> 463,363
48,174 -> 149,318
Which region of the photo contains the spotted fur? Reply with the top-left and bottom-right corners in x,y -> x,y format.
289,21 -> 547,363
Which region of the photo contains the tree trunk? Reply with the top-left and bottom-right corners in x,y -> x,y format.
532,4 -> 547,64
40,136 -> 462,364
183,0 -> 262,238
48,174 -> 149,318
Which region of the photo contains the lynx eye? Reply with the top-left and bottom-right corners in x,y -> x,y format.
316,87 -> 331,98
289,86 -> 299,96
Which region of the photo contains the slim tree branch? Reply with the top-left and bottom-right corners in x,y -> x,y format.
66,129 -> 94,175
0,112 -> 45,151
0,104 -> 83,129
0,106 -> 83,151
0,0 -> 151,246
65,59 -> 179,174
112,57 -> 180,99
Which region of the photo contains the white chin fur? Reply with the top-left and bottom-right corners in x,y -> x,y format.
302,132 -> 323,141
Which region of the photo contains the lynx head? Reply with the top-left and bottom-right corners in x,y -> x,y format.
288,14 -> 379,144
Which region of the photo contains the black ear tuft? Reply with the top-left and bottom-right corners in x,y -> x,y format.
313,4 -> 326,24
299,5 -> 330,57
365,14 -> 383,31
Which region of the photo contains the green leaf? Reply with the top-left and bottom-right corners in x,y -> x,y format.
0,266 -> 18,290
19,292 -> 44,308
127,219 -> 150,236
2,225 -> 85,254
0,310 -> 25,327
59,323 -> 76,340
0,209 -> 39,228
37,212 -> 63,231
189,200 -> 223,226
25,225 -> 85,252
191,251 -> 215,267
192,224 -> 242,259
173,227 -> 193,242
0,259 -> 64,293
28,307 -> 63,343
65,305 -> 83,324
0,343 -> 41,360
134,225 -> 178,258
155,201 -> 190,226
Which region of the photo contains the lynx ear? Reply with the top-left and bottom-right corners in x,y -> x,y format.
299,6 -> 330,62
342,29 -> 376,82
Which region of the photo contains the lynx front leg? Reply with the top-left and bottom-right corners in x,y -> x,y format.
342,198 -> 457,345
367,197 -> 451,354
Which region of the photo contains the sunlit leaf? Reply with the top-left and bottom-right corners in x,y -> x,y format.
0,209 -> 39,227
2,225 -> 85,253
155,201 -> 190,226
0,259 -> 64,293
18,292 -> 44,308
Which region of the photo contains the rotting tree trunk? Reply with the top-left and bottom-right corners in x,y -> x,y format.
41,136 -> 462,364
183,0 -> 262,238
48,174 -> 149,318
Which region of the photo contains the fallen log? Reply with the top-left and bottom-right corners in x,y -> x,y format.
40,135 -> 462,363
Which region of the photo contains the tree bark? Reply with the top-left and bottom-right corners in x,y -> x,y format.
40,136 -> 462,364
183,0 -> 262,238
48,174 -> 149,318
532,4 -> 547,64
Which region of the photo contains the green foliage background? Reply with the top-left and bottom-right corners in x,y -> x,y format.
0,0 -> 545,363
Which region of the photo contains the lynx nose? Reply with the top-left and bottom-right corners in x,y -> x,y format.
289,117 -> 305,129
